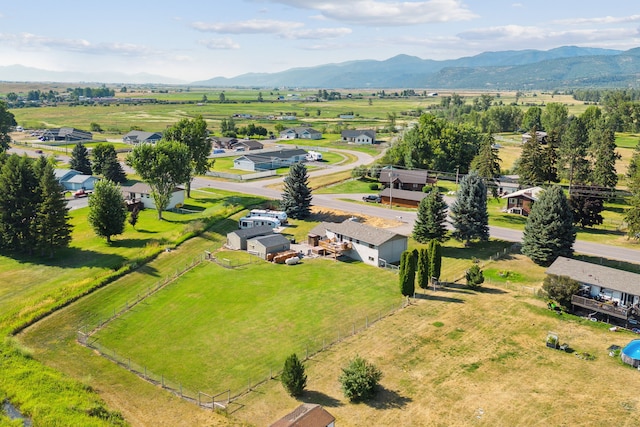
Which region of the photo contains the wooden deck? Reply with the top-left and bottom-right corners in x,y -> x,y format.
571,295 -> 630,320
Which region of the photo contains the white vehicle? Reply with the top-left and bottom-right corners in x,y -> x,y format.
248,209 -> 288,224
306,150 -> 323,161
239,216 -> 281,229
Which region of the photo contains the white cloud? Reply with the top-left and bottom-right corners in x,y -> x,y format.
511,3 -> 523,7
553,15 -> 640,26
199,37 -> 241,50
191,19 -> 303,34
458,25 -> 640,45
269,0 -> 478,25
0,32 -> 151,56
284,27 -> 352,39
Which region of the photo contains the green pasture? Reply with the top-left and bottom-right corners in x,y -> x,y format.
93,257 -> 401,394
0,189 -> 264,335
615,133 -> 640,149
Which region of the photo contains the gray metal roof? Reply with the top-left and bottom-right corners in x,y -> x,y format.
311,220 -> 407,246
341,129 -> 376,139
228,226 -> 274,239
379,187 -> 429,202
545,257 -> 640,295
248,233 -> 290,248
379,168 -> 434,185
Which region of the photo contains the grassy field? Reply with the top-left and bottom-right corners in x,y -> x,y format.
233,255 -> 640,427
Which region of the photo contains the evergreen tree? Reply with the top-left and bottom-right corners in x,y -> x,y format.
398,250 -> 416,297
559,116 -> 590,186
70,142 -> 92,175
625,195 -> 640,240
103,156 -> 127,183
465,264 -> 484,289
416,247 -> 430,290
412,188 -> 448,243
541,130 -> 560,184
339,356 -> 382,402
522,186 -> 576,266
470,133 -> 501,179
589,119 -> 620,191
450,171 -> 489,245
35,161 -> 72,256
91,143 -> 117,176
281,162 -> 312,219
88,180 -> 127,243
0,100 -> 17,153
280,353 -> 307,397
522,106 -> 542,131
427,239 -> 442,282
128,204 -> 140,230
0,155 -> 39,253
517,128 -> 545,186
627,142 -> 640,181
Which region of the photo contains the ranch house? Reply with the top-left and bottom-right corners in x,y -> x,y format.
233,149 -> 308,172
546,257 -> 640,324
341,129 -> 376,144
40,127 -> 92,142
501,186 -> 543,216
309,219 -> 408,267
379,168 -> 436,192
122,130 -> 163,144
211,137 -> 238,149
121,183 -> 185,211
54,168 -> 99,191
279,127 -> 322,140
379,187 -> 429,208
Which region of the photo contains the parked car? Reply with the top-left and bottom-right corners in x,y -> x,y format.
73,189 -> 91,198
362,194 -> 381,203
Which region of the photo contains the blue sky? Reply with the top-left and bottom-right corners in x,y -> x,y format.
0,0 -> 638,82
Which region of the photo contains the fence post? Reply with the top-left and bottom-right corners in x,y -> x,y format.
366,316 -> 368,328
180,384 -> 183,397
353,323 -> 355,335
128,358 -> 131,369
306,345 -> 308,360
323,338 -> 325,350
198,392 -> 201,406
162,375 -> 164,388
144,366 -> 147,379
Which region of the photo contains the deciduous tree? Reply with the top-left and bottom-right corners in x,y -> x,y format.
163,116 -> 212,198
281,162 -> 312,219
522,186 -> 575,266
87,180 -> 127,243
0,101 -> 17,153
542,274 -> 580,309
127,141 -> 191,220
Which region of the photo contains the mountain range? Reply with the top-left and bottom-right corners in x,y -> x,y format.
194,46 -> 640,89
2,46 -> 640,89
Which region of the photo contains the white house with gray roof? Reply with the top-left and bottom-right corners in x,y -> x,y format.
122,130 -> 163,144
341,129 -> 376,144
279,127 -> 322,140
233,149 -> 308,171
546,256 -> 640,321
309,219 -> 407,267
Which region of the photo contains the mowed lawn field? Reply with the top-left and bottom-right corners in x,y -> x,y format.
234,256 -> 640,427
93,256 -> 402,394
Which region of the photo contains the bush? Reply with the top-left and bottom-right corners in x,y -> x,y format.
281,353 -> 307,397
339,356 -> 382,401
369,183 -> 379,190
542,274 -> 580,309
465,264 -> 484,289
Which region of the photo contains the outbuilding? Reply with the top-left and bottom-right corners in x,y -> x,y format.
226,226 -> 274,250
247,234 -> 291,259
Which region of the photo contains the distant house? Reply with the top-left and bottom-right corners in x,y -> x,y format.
341,129 -> 376,144
233,149 -> 308,171
546,257 -> 640,322
379,187 -> 429,208
309,219 -> 408,267
270,403 -> 335,427
122,130 -> 163,144
226,226 -> 274,250
247,234 -> 291,260
521,131 -> 548,144
379,168 -> 436,192
279,127 -> 322,140
501,186 -> 543,216
40,127 -> 92,142
54,168 -> 98,190
494,177 -> 520,196
232,139 -> 264,151
121,182 -> 184,211
211,137 -> 239,149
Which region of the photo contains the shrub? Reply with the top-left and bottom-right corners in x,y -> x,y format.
339,356 -> 382,401
465,264 -> 484,289
281,353 -> 307,397
369,183 -> 378,190
542,274 -> 580,309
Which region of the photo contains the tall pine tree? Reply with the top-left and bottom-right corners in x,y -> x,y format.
427,239 -> 442,282
589,119 -> 620,192
517,128 -> 545,186
522,186 -> 575,266
35,161 -> 72,256
450,171 -> 489,245
412,188 -> 448,243
281,162 -> 312,219
70,141 -> 92,175
470,133 -> 501,179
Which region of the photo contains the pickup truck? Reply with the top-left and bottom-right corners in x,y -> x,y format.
73,189 -> 91,198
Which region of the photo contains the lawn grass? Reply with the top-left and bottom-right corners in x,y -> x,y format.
93,257 -> 402,394
315,177 -> 381,194
615,133 -> 640,149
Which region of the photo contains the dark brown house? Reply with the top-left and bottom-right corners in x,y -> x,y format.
501,186 -> 543,216
270,403 -> 335,427
379,168 -> 436,192
379,187 -> 429,208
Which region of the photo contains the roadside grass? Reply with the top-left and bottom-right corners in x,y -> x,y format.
314,177 -> 380,194
233,256 -> 640,426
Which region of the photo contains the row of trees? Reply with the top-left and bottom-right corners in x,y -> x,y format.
398,240 -> 442,297
0,155 -> 71,256
69,142 -> 127,183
